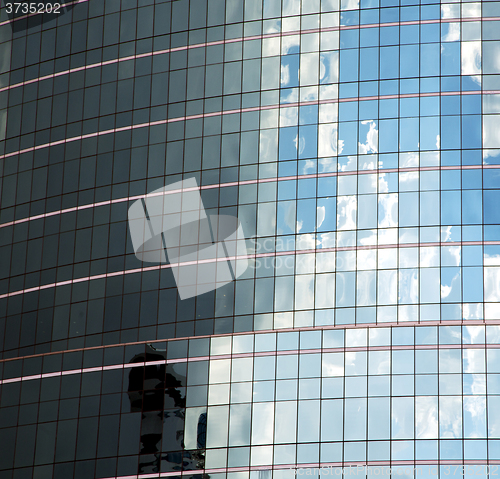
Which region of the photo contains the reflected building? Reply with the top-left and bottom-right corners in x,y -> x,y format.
127,344 -> 207,474
1,0 -> 500,478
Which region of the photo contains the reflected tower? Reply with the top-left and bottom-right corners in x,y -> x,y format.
127,344 -> 208,475
1,0 -> 500,478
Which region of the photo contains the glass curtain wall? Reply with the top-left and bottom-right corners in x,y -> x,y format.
0,0 -> 500,477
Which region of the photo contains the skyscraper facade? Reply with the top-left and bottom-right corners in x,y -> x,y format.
1,0 -> 500,478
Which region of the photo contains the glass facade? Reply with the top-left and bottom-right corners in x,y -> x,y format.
1,0 -> 500,477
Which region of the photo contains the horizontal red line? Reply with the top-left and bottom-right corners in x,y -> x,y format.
0,16 -> 496,92
1,240 -> 500,300
93,460 -> 500,479
0,88 -> 492,162
0,317 -> 499,365
1,341 -> 499,384
0,88 -> 491,161
1,162 -> 498,230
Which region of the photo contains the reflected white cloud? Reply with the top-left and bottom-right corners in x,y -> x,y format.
263,18 -> 281,34
316,273 -> 335,308
228,403 -> 251,446
441,3 -> 459,18
358,230 -> 377,246
320,51 -> 339,84
461,41 -> 481,85
260,108 -> 279,129
483,94 -> 500,114
279,106 -> 298,127
301,159 -> 316,174
360,155 -> 377,170
319,157 -> 338,172
443,245 -> 462,265
357,270 -> 376,306
338,156 -> 357,172
378,193 -> 398,228
441,226 -> 453,242
378,173 -> 389,193
442,22 -> 460,42
318,232 -> 336,249
416,397 -> 438,439
440,396 -> 462,438
489,397 -> 500,437
392,397 -> 414,439
463,303 -> 483,320
400,152 -> 419,168
463,349 -> 485,374
319,103 -> 339,123
282,0 -> 300,16
440,270 -> 461,300
278,201 -> 296,234
281,64 -> 290,87
320,84 -> 339,101
300,86 -> 318,102
485,254 -> 500,266
483,116 -> 500,160
296,233 -> 316,250
420,268 -> 441,303
252,403 -> 274,445
399,171 -> 419,191
257,202 -> 277,236
463,396 -> 487,438
358,120 -> 378,154
322,353 -> 344,377
462,2 -> 481,17
300,52 -> 319,86
378,228 -> 398,245
485,267 -> 500,302
378,248 -> 398,269
317,206 -> 326,230
259,129 -> 278,162
420,246 -> 440,267
378,270 -> 398,305
263,36 -> 281,56
318,123 -> 340,157
469,374 -> 487,396
357,249 -> 376,268
316,251 -> 336,272
369,351 -> 390,375
296,133 -> 304,155
483,41 -> 500,74
342,0 -> 359,10
281,15 -> 300,32
399,269 -> 418,304
281,35 -> 300,55
337,195 -> 357,230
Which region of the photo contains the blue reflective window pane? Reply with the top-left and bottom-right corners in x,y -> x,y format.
279,127 -> 298,160
462,115 -> 482,149
360,47 -> 379,81
380,46 -> 399,79
298,125 -> 318,159
441,191 -> 461,225
360,27 -> 379,47
400,25 -> 419,45
441,43 -> 460,76
441,116 -> 461,149
483,191 -> 500,224
421,43 -> 440,75
340,49 -> 359,82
